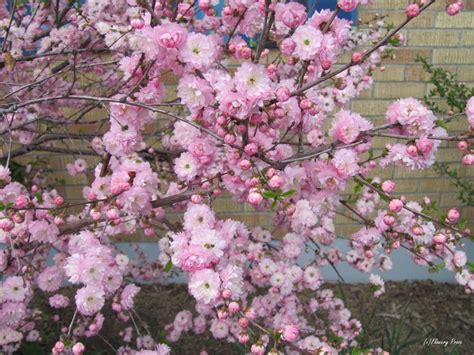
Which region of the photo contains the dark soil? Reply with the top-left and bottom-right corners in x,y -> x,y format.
20,281 -> 473,355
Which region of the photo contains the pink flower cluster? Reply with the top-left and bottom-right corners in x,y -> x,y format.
0,0 -> 470,353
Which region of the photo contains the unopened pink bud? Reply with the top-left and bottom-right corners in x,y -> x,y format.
130,18 -> 144,29
191,194 -> 203,204
276,87 -> 291,102
381,180 -> 396,193
54,196 -> 64,206
433,233 -> 447,244
217,310 -> 228,319
457,141 -> 468,151
244,143 -> 258,156
406,145 -> 418,157
106,209 -> 120,220
406,4 -> 420,18
247,191 -> 263,205
238,333 -> 250,344
383,214 -> 396,226
447,208 -> 460,222
228,301 -> 240,313
299,99 -> 312,110
90,211 -> 101,221
352,52 -> 363,64
224,134 -> 236,144
222,289 -> 232,299
239,317 -> 249,327
321,59 -> 332,70
268,175 -> 282,189
389,199 -> 403,213
72,342 -> 85,355
15,195 -> 29,209
87,191 -> 96,201
462,154 -> 474,165
240,159 -> 251,170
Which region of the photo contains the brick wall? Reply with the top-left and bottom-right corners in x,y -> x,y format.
31,1 -> 474,239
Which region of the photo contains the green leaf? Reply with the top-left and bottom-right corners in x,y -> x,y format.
248,38 -> 258,49
35,192 -> 43,203
435,119 -> 448,129
262,191 -> 278,199
0,202 -> 4,212
467,261 -> 474,273
281,189 -> 296,198
271,200 -> 277,210
164,260 -> 173,273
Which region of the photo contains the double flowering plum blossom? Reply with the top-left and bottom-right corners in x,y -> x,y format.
0,0 -> 471,353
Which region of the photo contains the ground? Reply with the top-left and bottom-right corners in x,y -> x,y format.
21,281 -> 473,355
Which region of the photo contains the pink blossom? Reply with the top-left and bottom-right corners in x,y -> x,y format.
235,63 -> 272,100
37,266 -> 63,292
465,97 -> 474,128
291,25 -> 323,60
178,75 -> 214,110
75,286 -> 105,316
447,1 -> 463,16
282,324 -> 299,342
275,2 -> 307,28
180,33 -> 217,70
210,319 -> 229,339
156,23 -> 188,49
280,38 -> 296,56
121,284 -> 141,310
329,110 -> 373,144
183,204 -> 216,231
29,220 -> 59,243
174,152 -> 200,181
188,269 -> 221,304
49,294 -> 69,309
369,274 -> 385,297
0,165 -> 11,183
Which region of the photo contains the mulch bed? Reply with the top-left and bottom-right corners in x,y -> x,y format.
22,281 -> 473,354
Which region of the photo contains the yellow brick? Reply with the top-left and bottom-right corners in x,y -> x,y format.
358,86 -> 373,99
390,179 -> 419,193
408,30 -> 459,47
359,11 -> 433,28
433,48 -> 474,64
372,166 -> 395,179
436,148 -> 463,162
394,167 -> 440,179
440,193 -> 464,208
391,48 -> 432,65
350,100 -> 392,116
435,12 -> 474,28
456,67 -> 474,81
336,225 -> 361,237
372,66 -> 405,81
405,65 -> 431,81
213,198 -> 243,213
460,31 -> 474,46
368,0 -> 409,10
374,82 -> 425,99
418,178 -> 458,192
